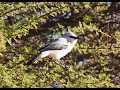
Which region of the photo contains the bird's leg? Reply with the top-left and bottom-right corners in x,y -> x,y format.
49,58 -> 58,64
49,57 -> 55,62
49,58 -> 66,69
58,59 -> 66,68
54,59 -> 66,68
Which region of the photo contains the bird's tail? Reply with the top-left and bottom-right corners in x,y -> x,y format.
26,52 -> 42,65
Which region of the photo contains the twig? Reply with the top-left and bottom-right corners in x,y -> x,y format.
21,5 -> 69,29
0,6 -> 24,17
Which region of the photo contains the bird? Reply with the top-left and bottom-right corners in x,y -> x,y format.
26,31 -> 80,65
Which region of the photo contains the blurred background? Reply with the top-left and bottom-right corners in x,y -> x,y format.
0,2 -> 120,88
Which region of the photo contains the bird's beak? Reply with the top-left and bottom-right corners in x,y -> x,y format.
73,36 -> 81,39
75,36 -> 80,39
69,36 -> 81,39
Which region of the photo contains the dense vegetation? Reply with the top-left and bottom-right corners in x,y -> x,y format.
0,2 -> 120,88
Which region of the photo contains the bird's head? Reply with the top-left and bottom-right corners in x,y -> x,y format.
62,31 -> 80,43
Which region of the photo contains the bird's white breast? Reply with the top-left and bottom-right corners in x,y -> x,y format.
48,40 -> 77,60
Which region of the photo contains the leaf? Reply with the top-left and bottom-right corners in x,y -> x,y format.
7,38 -> 12,45
18,2 -> 25,7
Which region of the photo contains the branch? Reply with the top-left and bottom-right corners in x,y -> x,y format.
0,6 -> 24,17
21,5 -> 70,29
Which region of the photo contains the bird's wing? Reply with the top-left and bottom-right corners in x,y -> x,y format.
26,38 -> 68,65
39,38 -> 69,51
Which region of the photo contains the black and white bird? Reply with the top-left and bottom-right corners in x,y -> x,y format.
26,31 -> 80,65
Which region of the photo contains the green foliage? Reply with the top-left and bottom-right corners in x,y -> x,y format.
0,2 -> 120,88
